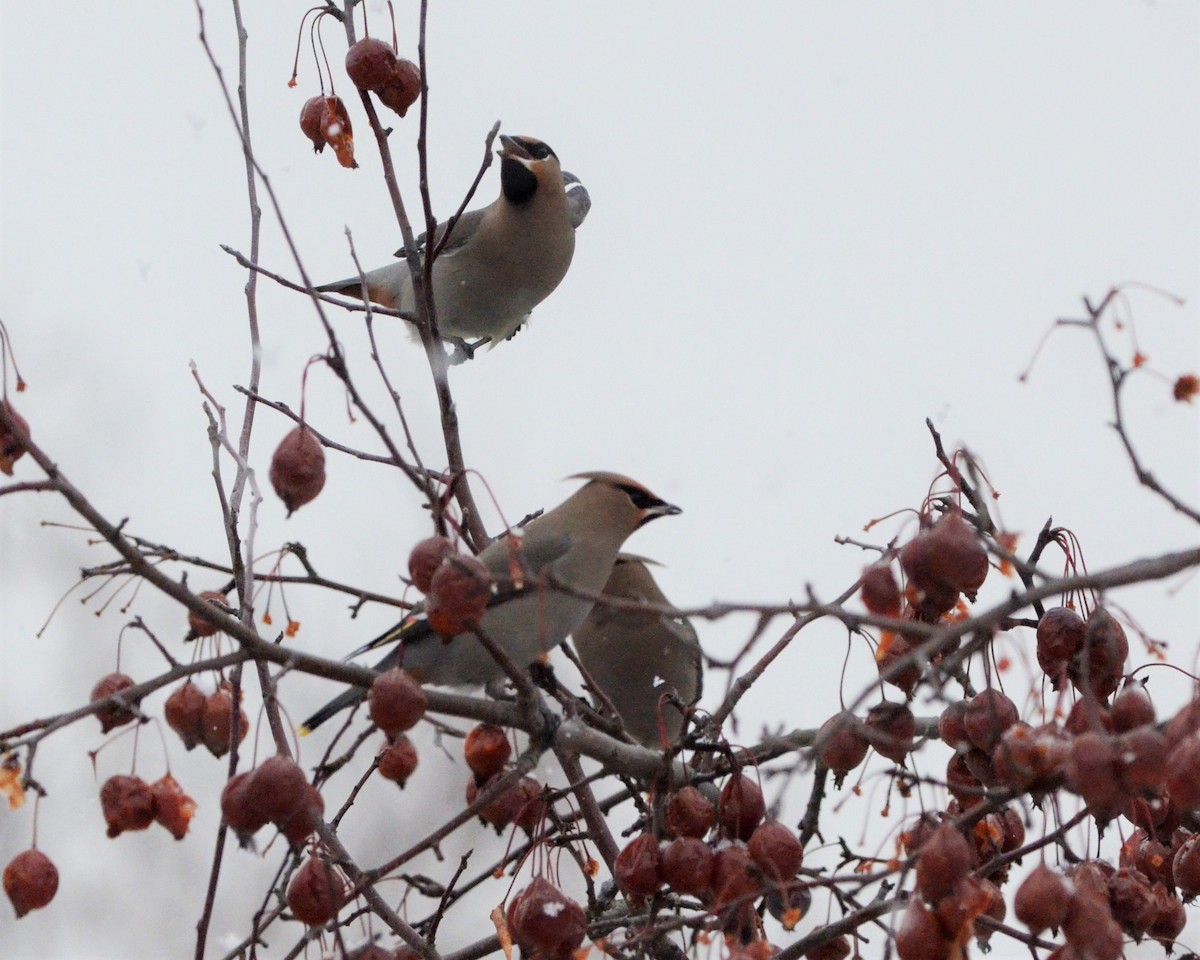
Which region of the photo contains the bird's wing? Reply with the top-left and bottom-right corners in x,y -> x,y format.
393,208 -> 489,260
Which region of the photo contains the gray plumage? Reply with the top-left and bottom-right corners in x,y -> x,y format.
300,473 -> 680,733
572,556 -> 702,746
317,134 -> 578,346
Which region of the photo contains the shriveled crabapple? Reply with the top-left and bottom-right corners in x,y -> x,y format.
270,426 -> 327,515
425,554 -> 491,638
367,667 -> 427,738
3,849 -> 58,918
100,775 -> 157,838
286,856 -> 348,927
407,535 -> 455,593
90,672 -> 139,733
377,735 -> 419,787
719,774 -> 766,842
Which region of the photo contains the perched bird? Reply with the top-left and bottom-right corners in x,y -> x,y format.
571,555 -> 702,746
317,134 -> 578,347
300,473 -> 680,733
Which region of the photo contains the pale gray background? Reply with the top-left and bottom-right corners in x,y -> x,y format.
1,2 -> 1197,958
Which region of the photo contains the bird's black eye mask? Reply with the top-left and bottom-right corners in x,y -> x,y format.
514,138 -> 557,161
624,487 -> 663,511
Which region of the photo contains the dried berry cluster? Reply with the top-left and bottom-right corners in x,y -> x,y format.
220,754 -> 324,848
100,773 -> 195,840
369,667 -> 427,787
610,777 -> 808,945
462,723 -> 543,835
297,22 -> 422,170
163,679 -> 249,758
408,535 -> 492,638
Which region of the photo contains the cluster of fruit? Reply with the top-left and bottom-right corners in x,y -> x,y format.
298,29 -> 422,170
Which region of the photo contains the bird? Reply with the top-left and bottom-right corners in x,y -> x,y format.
317,134 -> 578,348
300,473 -> 681,733
571,555 -> 702,746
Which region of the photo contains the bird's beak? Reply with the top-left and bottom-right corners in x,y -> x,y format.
498,134 -> 532,162
638,501 -> 681,528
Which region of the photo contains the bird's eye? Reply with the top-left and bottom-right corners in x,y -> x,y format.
525,139 -> 555,161
623,486 -> 662,511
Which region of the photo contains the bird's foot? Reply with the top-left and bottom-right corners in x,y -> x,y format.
447,337 -> 491,365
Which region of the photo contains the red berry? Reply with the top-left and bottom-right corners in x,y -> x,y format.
278,781 -> 325,847
1064,731 -> 1125,822
244,755 -> 309,825
865,701 -> 915,763
300,96 -> 327,150
378,735 -> 419,786
900,510 -> 987,617
287,856 -> 348,927
1106,867 -> 1156,939
1173,833 -> 1200,899
894,896 -> 951,960
3,849 -> 58,917
100,774 -> 157,837
817,712 -> 869,786
221,771 -> 268,845
426,554 -> 491,638
1148,884 -> 1186,943
164,680 -> 207,750
270,426 -> 326,515
747,820 -> 803,881
464,723 -> 511,781
466,774 -> 542,835
1120,828 -> 1174,889
860,563 -> 901,617
200,686 -> 249,758
375,59 -> 421,117
945,752 -> 984,809
90,672 -> 139,733
0,402 -> 30,476
665,785 -> 715,839
659,836 -> 714,897
914,823 -> 971,905
803,935 -> 849,960
874,630 -> 922,696
719,774 -> 765,842
1114,726 -> 1166,795
407,536 -> 455,593
345,37 -> 399,91
188,590 -> 230,637
1014,863 -> 1071,934
614,833 -> 661,898
1062,887 -> 1123,960
1110,681 -> 1156,732
710,843 -> 760,941
1036,606 -> 1085,687
298,95 -> 357,169
368,667 -> 427,738
506,877 -> 586,958
150,773 -> 196,840
962,688 -> 1018,752
1068,607 -> 1128,701
937,699 -> 971,751
991,722 -> 1068,795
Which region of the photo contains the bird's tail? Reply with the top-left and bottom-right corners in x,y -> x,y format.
298,618 -> 423,735
298,685 -> 368,736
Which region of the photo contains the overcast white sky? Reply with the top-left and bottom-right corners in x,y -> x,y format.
1,3 -> 1198,958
